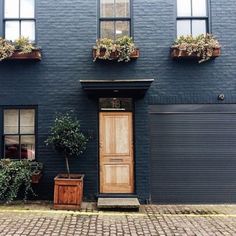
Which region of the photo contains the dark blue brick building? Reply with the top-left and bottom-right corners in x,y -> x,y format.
0,0 -> 236,203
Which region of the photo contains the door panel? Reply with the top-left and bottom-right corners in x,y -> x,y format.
100,112 -> 134,193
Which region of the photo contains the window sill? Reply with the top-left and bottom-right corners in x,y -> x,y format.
6,49 -> 42,61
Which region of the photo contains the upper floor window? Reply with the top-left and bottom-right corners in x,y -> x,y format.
99,0 -> 131,39
176,0 -> 208,38
4,0 -> 35,41
3,109 -> 36,160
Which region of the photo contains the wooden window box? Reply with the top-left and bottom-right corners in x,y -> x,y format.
171,47 -> 221,59
92,48 -> 140,61
7,49 -> 42,61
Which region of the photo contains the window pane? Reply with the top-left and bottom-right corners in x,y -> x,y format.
115,21 -> 130,39
101,0 -> 114,17
4,0 -> 19,18
99,98 -> 133,110
177,0 -> 191,17
4,110 -> 19,134
4,135 -> 20,159
21,21 -> 35,41
192,0 -> 207,16
192,20 -> 206,36
20,109 -> 35,134
100,21 -> 115,39
21,135 -> 35,160
5,21 -> 20,41
177,20 -> 191,37
116,0 -> 130,17
20,0 -> 35,18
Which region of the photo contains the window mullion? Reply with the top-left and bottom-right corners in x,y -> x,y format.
190,20 -> 193,35
190,0 -> 193,34
0,0 -> 3,36
113,21 -> 116,40
18,109 -> 20,134
19,110 -> 21,159
190,0 -> 193,17
19,19 -> 21,38
19,0 -> 21,19
19,135 -> 21,159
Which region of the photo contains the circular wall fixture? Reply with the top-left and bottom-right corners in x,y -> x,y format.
218,94 -> 225,101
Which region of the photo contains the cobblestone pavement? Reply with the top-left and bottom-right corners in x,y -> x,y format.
0,204 -> 236,236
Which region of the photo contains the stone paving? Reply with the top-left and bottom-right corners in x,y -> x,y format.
0,204 -> 235,235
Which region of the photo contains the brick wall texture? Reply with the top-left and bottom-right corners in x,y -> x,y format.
0,0 -> 235,202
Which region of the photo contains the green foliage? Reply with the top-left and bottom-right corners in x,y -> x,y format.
30,161 -> 43,175
45,112 -> 88,177
45,112 -> 88,158
0,37 -> 36,61
172,34 -> 221,63
93,36 -> 136,62
0,159 -> 41,202
0,38 -> 15,61
14,37 -> 35,54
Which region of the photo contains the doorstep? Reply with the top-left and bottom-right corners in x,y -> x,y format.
97,198 -> 140,210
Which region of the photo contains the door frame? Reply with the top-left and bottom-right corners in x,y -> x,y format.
98,98 -> 136,195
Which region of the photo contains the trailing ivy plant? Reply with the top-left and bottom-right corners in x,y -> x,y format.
45,112 -> 88,178
116,36 -> 136,62
0,159 -> 36,202
93,36 -> 136,62
0,37 -> 36,61
172,34 -> 221,63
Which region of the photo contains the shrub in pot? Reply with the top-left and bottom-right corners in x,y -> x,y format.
45,112 -> 88,210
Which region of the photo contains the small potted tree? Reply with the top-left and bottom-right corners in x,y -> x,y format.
45,112 -> 88,210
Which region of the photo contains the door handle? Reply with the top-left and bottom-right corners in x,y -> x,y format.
109,158 -> 123,162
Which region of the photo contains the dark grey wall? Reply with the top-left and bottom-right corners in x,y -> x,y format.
0,0 -> 235,202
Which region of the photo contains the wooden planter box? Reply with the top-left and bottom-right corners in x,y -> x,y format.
31,172 -> 42,184
7,49 -> 42,61
54,174 -> 84,210
92,48 -> 140,61
171,47 -> 221,59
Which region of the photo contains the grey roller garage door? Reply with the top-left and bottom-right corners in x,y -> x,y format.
150,105 -> 236,203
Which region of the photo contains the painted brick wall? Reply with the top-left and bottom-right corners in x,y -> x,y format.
0,0 -> 235,202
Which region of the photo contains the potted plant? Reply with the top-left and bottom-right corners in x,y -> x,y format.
0,37 -> 41,61
93,36 -> 140,62
171,34 -> 221,63
45,112 -> 88,210
30,161 -> 43,184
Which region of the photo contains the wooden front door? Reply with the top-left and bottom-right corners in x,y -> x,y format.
99,112 -> 134,193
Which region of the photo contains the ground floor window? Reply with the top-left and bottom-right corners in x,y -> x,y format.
3,108 -> 36,160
